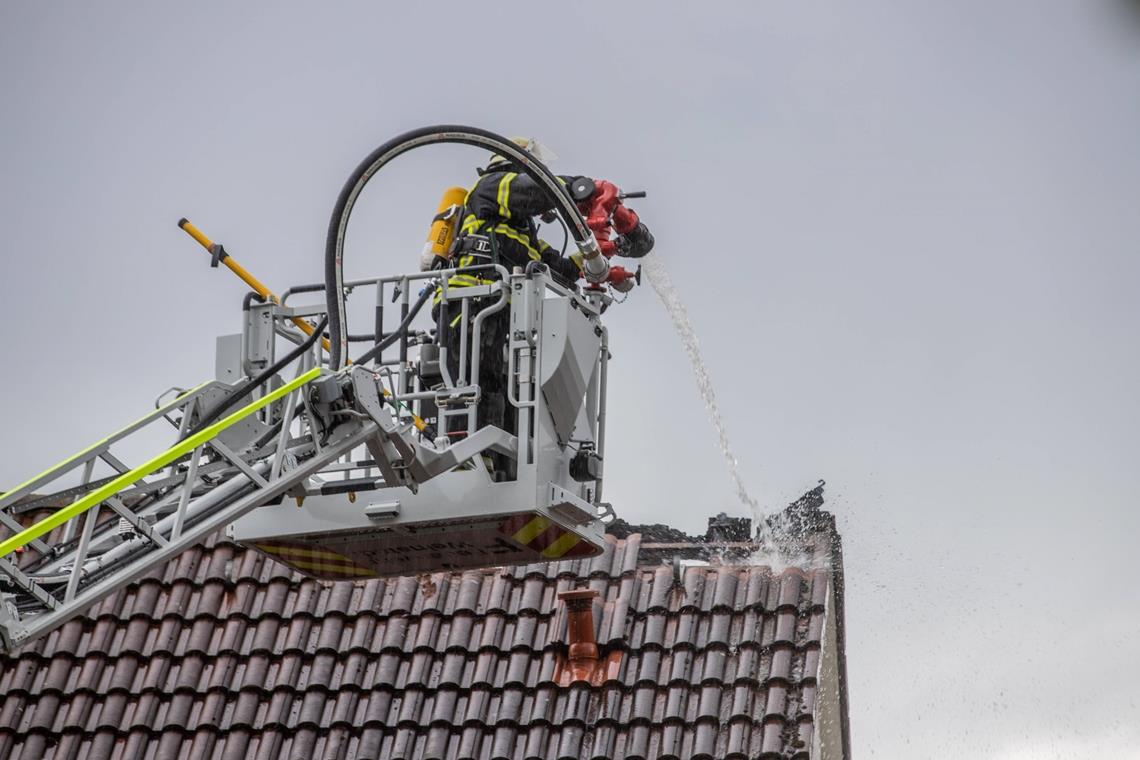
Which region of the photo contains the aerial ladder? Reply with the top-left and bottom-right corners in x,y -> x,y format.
0,126 -> 648,650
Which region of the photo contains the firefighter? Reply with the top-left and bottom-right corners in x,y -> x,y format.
434,138 -> 652,477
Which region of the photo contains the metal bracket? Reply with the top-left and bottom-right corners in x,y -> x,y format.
350,366 -> 518,487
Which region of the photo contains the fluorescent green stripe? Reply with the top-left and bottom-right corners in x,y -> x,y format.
0,368 -> 321,558
0,381 -> 212,501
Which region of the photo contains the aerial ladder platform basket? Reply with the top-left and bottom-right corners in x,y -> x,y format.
0,126 -> 642,650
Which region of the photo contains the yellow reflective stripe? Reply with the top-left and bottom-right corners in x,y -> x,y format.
541,531 -> 582,559
448,274 -> 491,287
254,543 -> 351,562
461,215 -> 485,234
0,368 -> 322,558
285,557 -> 376,577
511,515 -> 552,545
493,224 -> 542,261
496,172 -> 517,219
450,313 -> 463,328
255,542 -> 374,577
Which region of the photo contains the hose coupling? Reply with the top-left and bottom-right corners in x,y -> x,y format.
579,238 -> 610,284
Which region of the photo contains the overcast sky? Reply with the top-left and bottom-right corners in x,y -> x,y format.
3,2 -> 1139,757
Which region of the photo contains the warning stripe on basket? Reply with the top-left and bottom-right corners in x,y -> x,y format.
252,541 -> 377,580
499,513 -> 595,559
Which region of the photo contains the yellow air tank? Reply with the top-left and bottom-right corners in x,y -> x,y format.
420,186 -> 468,270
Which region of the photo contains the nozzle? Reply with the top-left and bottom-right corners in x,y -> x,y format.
607,265 -> 639,293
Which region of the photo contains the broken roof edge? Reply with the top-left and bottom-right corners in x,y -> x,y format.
605,479 -> 836,568
605,479 -> 852,759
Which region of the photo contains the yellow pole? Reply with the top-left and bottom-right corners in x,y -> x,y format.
178,218 -> 329,345
177,219 -> 429,433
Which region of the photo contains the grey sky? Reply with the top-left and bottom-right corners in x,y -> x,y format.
3,2 -> 1139,757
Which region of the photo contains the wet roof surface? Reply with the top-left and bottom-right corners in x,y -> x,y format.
0,518 -> 844,760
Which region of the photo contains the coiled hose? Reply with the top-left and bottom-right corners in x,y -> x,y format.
324,125 -> 599,370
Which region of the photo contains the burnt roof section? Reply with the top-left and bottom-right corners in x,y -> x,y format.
0,483 -> 849,760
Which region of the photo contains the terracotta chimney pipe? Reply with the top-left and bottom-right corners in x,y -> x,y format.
559,588 -> 599,682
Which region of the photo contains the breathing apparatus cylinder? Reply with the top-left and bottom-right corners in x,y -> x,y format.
420,186 -> 467,271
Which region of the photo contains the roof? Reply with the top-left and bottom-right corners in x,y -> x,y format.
0,493 -> 849,760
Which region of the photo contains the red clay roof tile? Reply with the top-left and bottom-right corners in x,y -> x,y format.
1,506 -> 847,759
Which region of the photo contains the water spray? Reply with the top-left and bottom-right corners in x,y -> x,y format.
642,256 -> 762,520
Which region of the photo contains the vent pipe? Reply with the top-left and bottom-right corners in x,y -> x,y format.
558,588 -> 600,683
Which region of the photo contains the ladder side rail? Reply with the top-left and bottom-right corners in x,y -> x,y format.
14,455 -> 232,521
27,367 -> 325,578
29,457 -> 248,577
27,361 -> 329,581
0,382 -> 216,513
0,369 -> 319,561
6,423 -> 358,646
0,386 -> 221,558
7,421 -> 376,649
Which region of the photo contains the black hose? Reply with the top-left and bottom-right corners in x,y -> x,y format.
185,315 -> 329,438
242,291 -> 266,311
324,125 -> 597,370
319,330 -> 380,343
353,284 -> 433,367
